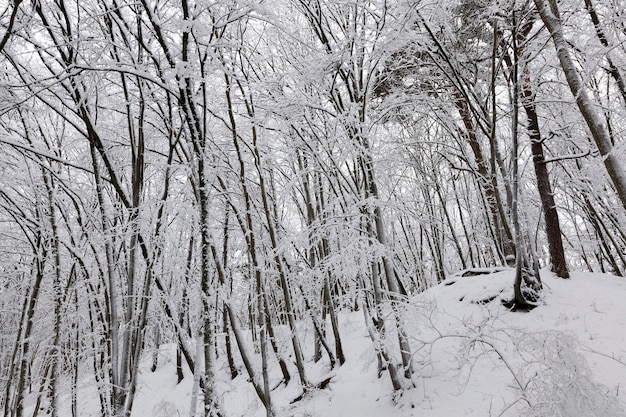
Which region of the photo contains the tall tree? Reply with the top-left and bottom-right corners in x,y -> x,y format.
534,0 -> 626,210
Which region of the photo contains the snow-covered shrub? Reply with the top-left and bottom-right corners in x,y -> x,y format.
411,301 -> 625,417
452,323 -> 625,417
510,330 -> 624,417
152,400 -> 180,417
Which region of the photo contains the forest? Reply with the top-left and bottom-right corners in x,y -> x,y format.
1,0 -> 625,416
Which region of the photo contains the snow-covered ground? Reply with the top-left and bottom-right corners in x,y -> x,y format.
44,269 -> 626,416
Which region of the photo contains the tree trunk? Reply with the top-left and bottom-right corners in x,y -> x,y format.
583,0 -> 626,104
534,0 -> 626,210
43,171 -> 62,417
520,58 -> 569,278
455,94 -> 515,264
506,13 -> 539,311
363,148 -> 414,380
498,13 -> 570,279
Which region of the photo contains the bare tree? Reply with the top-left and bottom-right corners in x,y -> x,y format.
534,0 -> 626,210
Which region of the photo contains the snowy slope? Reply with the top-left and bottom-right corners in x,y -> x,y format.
276,269 -> 626,417
42,269 -> 626,416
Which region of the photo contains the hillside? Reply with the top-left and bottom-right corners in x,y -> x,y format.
45,269 -> 626,417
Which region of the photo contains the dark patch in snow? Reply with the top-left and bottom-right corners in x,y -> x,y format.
459,267 -> 511,277
473,294 -> 500,305
501,297 -> 539,312
290,375 -> 334,404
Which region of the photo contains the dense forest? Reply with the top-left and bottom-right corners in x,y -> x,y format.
1,0 -> 625,416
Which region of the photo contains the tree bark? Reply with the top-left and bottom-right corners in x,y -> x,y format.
455,93 -> 515,263
514,17 -> 569,278
523,94 -> 569,278
583,0 -> 626,104
0,0 -> 22,53
534,0 -> 626,210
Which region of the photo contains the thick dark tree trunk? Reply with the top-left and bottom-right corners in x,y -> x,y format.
522,76 -> 569,278
496,13 -> 570,279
